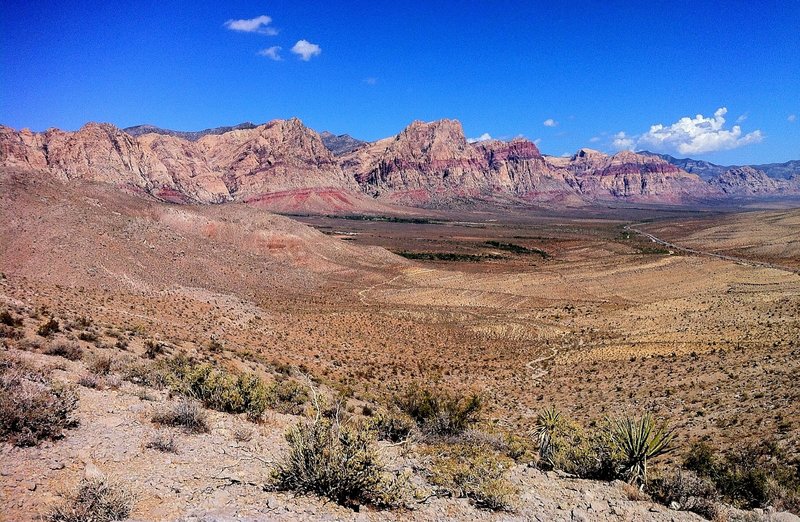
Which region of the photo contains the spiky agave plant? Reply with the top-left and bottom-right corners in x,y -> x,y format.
610,413 -> 675,486
533,405 -> 562,465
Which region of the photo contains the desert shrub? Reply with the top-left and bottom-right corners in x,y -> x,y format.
143,339 -> 167,359
649,468 -> 720,519
78,374 -> 101,389
233,425 -> 254,442
0,310 -> 23,339
174,363 -> 270,420
394,383 -> 482,437
369,409 -> 416,443
271,418 -> 406,508
609,414 -> 675,485
145,430 -> 179,453
47,476 -> 134,522
0,309 -> 22,327
427,442 -> 517,511
45,341 -> 84,361
0,355 -> 79,446
37,317 -> 60,337
685,442 -> 800,511
78,330 -> 99,342
267,378 -> 309,415
120,358 -> 168,388
88,354 -> 114,375
535,411 -> 622,480
151,399 -> 209,434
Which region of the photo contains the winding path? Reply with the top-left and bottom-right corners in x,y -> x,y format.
525,347 -> 559,381
624,223 -> 799,274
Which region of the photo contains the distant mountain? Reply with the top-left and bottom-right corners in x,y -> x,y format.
320,131 -> 366,156
640,151 -> 800,181
2,118 -> 799,212
123,122 -> 258,141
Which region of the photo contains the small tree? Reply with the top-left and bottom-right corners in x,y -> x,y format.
610,413 -> 675,486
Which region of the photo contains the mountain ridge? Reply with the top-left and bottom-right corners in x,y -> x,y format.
2,118 -> 799,212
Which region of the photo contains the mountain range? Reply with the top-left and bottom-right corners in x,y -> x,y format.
1,118 -> 798,213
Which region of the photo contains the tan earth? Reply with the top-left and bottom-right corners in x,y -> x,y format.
1,165 -> 799,521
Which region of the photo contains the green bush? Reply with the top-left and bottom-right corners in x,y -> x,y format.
427,442 -> 517,511
534,411 -> 622,480
271,419 -> 405,508
394,383 -> 482,437
158,357 -> 270,421
267,379 -> 309,415
0,355 -> 79,446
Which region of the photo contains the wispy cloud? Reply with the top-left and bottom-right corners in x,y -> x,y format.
363,77 -> 378,86
224,15 -> 278,35
614,107 -> 762,154
543,118 -> 558,127
291,40 -> 321,61
467,133 -> 492,143
789,114 -> 797,123
258,46 -> 282,61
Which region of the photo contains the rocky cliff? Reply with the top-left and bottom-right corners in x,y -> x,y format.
2,118 -> 798,210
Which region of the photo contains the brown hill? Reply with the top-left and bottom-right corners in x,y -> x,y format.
0,167 -> 403,297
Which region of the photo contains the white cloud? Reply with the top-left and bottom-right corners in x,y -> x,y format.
631,108 -> 763,155
224,15 -> 278,35
291,40 -> 321,61
363,77 -> 378,85
612,131 -> 635,151
533,138 -> 542,146
467,133 -> 492,143
789,114 -> 797,123
258,46 -> 282,61
543,118 -> 558,127
589,136 -> 601,143
735,113 -> 748,123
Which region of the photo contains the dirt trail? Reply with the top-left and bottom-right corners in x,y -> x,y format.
525,347 -> 559,381
625,223 -> 800,274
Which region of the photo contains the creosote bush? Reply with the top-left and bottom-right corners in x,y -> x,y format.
267,378 -> 309,415
47,476 -> 134,522
0,355 -> 79,446
166,360 -> 270,421
427,442 -> 518,511
394,382 -> 482,437
271,418 -> 408,509
534,410 -> 622,480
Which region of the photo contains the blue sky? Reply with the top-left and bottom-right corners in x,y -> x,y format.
1,1 -> 799,164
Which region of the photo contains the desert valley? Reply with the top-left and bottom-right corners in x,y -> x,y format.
1,116 -> 799,521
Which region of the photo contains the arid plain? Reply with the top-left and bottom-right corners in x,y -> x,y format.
2,167 -> 799,520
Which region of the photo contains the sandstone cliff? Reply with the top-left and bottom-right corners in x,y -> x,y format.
2,118 -> 797,210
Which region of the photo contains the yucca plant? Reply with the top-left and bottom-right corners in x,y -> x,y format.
610,413 -> 675,486
533,405 -> 562,465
